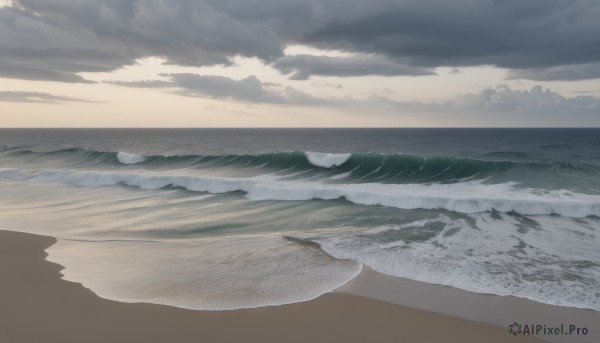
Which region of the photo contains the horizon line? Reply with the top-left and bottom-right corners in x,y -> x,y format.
1,127 -> 599,130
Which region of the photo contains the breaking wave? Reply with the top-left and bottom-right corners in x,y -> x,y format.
117,152 -> 146,164
2,146 -> 600,186
1,167 -> 599,217
305,152 -> 351,168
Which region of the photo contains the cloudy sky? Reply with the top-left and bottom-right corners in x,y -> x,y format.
0,0 -> 599,127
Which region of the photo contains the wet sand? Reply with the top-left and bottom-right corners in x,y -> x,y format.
0,230 -> 545,343
337,267 -> 599,343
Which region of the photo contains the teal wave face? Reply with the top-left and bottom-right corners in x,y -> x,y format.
2,146 -> 600,191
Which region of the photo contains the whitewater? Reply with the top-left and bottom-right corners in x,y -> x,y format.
1,167 -> 599,217
0,128 -> 599,312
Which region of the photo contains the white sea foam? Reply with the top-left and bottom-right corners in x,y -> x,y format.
0,168 -> 29,180
45,235 -> 362,310
246,181 -> 600,217
305,152 -> 351,168
315,214 -> 600,311
117,152 -> 146,165
329,172 -> 352,180
2,166 -> 599,312
2,168 -> 600,217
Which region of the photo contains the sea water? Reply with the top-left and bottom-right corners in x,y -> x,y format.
0,128 -> 598,310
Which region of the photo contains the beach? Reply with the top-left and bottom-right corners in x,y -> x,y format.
338,268 -> 599,343
0,229 -> 547,343
1,0 -> 599,338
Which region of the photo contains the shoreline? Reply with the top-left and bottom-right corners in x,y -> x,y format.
337,267 -> 599,343
0,229 -> 560,343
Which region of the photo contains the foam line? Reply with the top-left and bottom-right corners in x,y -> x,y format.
1,168 -> 599,217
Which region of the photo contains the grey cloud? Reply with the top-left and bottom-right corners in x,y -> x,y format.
305,0 -> 600,72
1,0 -> 599,82
0,62 -> 94,83
340,85 -> 600,115
333,85 -> 600,127
171,74 -> 266,100
4,0 -> 288,81
507,63 -> 600,81
454,85 -> 600,112
0,6 -> 136,82
169,73 -> 330,105
113,72 -> 599,116
273,54 -> 434,80
107,80 -> 173,88
0,91 -> 92,103
113,74 -> 327,105
410,85 -> 600,126
364,85 -> 600,113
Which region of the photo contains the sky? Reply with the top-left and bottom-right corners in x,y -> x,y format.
0,0 -> 599,127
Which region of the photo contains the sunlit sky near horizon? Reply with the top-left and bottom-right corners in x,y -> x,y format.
1,0 -> 599,127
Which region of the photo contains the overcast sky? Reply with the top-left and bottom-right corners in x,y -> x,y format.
0,0 -> 599,127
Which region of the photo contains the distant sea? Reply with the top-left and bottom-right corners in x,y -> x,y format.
0,128 -> 599,310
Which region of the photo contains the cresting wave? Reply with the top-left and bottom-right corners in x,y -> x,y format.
117,152 -> 146,164
1,167 -> 599,217
305,151 -> 351,168
2,146 -> 600,185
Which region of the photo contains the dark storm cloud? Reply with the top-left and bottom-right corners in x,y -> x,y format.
0,6 -> 136,83
304,0 -> 600,71
272,54 -> 434,80
0,91 -> 92,103
1,0 -> 599,82
5,0 -> 291,80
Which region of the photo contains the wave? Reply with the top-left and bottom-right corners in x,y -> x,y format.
479,151 -> 533,159
305,152 -> 351,168
117,152 -> 146,165
1,168 -> 599,217
313,214 -> 600,311
3,146 -> 600,186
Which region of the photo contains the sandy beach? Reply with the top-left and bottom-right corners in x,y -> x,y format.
337,268 -> 599,343
0,230 -> 548,343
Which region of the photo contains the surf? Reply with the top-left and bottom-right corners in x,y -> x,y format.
3,146 -> 600,187
1,167 -> 599,218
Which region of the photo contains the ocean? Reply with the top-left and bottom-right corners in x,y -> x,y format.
0,128 -> 599,311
